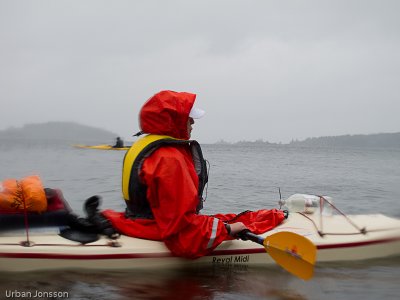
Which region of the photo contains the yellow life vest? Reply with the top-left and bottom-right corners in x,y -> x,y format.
122,134 -> 208,219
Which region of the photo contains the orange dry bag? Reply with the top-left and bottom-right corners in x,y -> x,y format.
0,179 -> 22,211
0,175 -> 47,213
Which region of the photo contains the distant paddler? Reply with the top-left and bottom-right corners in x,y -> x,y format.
112,137 -> 124,148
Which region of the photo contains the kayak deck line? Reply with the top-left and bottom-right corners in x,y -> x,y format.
0,252 -> 173,260
0,248 -> 267,260
0,241 -> 267,260
317,236 -> 400,250
209,248 -> 266,256
1,236 -> 399,253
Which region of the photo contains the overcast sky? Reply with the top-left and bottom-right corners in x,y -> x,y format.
1,0 -> 399,143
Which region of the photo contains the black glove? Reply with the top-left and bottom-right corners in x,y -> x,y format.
84,195 -> 120,240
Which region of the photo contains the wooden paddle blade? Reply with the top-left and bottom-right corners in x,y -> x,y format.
264,231 -> 316,280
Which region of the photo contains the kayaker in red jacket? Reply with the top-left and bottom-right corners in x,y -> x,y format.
103,90 -> 285,258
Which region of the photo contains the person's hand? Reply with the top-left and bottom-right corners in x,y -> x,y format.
228,222 -> 248,237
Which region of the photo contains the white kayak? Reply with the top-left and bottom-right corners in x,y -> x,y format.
1,209 -> 399,273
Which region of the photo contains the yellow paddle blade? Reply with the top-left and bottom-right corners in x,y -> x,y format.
264,231 -> 317,280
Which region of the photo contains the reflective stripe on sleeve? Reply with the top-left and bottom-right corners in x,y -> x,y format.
207,218 -> 219,249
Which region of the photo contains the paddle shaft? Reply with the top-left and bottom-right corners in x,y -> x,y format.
238,230 -> 264,245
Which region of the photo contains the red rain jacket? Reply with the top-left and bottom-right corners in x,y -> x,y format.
103,90 -> 285,259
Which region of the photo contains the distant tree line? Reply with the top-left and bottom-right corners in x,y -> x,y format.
215,132 -> 400,148
289,132 -> 400,148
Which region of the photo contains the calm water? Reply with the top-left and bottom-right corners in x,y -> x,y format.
1,141 -> 400,300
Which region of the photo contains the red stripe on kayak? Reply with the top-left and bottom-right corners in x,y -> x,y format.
0,248 -> 266,260
317,237 -> 400,249
1,237 -> 399,260
0,252 -> 172,259
209,248 -> 266,256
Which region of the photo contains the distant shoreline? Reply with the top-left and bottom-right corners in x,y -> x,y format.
0,122 -> 399,148
213,132 -> 400,148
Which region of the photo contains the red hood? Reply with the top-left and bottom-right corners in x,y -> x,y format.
139,90 -> 196,140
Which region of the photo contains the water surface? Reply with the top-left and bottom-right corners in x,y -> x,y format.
1,141 -> 399,299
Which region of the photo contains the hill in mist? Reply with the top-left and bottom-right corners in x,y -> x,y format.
0,122 -> 119,144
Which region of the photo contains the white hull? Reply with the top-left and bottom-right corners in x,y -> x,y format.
1,213 -> 400,272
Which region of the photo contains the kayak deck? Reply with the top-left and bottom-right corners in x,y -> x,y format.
1,213 -> 399,272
